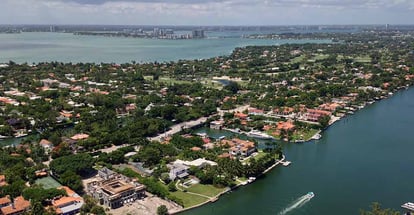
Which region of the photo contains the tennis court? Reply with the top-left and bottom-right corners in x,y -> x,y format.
35,176 -> 62,189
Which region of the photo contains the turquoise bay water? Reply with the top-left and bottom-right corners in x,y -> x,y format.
0,32 -> 328,64
185,88 -> 414,215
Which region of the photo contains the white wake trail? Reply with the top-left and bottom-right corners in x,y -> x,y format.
278,193 -> 314,215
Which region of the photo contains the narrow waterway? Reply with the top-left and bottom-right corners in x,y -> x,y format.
184,87 -> 414,215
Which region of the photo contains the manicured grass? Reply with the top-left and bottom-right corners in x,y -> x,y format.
354,56 -> 371,63
253,151 -> 268,160
290,55 -> 305,63
292,128 -> 319,141
186,184 -> 226,197
143,76 -> 154,81
35,176 -> 62,189
312,54 -> 330,60
242,151 -> 269,164
157,76 -> 193,85
200,79 -> 223,89
170,191 -> 209,208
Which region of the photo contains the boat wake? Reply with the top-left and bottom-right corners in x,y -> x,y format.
278,192 -> 314,215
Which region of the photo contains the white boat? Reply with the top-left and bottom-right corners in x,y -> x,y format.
247,177 -> 256,183
311,133 -> 322,140
246,130 -> 274,139
15,133 -> 28,138
282,161 -> 292,166
305,192 -> 315,199
14,130 -> 28,138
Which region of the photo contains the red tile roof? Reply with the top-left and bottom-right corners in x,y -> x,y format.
0,196 -> 30,215
0,196 -> 11,205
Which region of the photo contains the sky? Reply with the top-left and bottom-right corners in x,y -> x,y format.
1,0 -> 414,25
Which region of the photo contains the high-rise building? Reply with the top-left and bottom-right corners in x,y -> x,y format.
192,29 -> 205,39
153,28 -> 160,37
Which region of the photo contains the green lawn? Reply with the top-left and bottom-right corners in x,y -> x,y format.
186,184 -> 226,198
292,128 -> 319,141
143,76 -> 154,81
354,56 -> 371,63
170,191 -> 209,208
254,151 -> 268,160
157,76 -> 193,85
35,176 -> 62,189
242,151 -> 270,165
290,55 -> 306,63
312,54 -> 330,61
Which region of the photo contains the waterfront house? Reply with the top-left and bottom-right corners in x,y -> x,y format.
276,121 -> 296,131
221,138 -> 256,157
304,109 -> 331,122
87,169 -> 146,209
167,163 -> 190,181
210,120 -> 224,130
319,103 -> 341,112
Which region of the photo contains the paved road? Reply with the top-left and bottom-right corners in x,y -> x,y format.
217,104 -> 250,116
148,117 -> 208,142
148,105 -> 250,142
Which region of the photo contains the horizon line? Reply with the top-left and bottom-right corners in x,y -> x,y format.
1,24 -> 414,27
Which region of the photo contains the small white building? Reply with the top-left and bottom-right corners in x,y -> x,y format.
39,139 -> 53,152
210,120 -> 224,130
173,158 -> 217,169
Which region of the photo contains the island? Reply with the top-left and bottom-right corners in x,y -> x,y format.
0,29 -> 413,214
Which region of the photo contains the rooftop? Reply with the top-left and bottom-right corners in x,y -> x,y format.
0,196 -> 11,205
0,196 -> 30,215
102,181 -> 135,195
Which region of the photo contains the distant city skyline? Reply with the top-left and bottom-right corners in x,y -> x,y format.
1,0 -> 414,25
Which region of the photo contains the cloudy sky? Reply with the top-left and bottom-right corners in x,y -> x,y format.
1,0 -> 414,25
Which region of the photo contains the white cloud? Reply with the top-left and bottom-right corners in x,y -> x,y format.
0,0 -> 413,25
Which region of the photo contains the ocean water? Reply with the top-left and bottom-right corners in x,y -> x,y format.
0,32 -> 329,64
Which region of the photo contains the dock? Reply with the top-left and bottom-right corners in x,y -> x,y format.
402,202 -> 414,211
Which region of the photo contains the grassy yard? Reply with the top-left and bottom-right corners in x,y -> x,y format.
291,128 -> 319,141
157,76 -> 193,85
35,176 -> 62,189
290,55 -> 306,63
170,191 -> 209,208
312,54 -> 330,61
242,151 -> 270,164
186,184 -> 226,198
354,56 -> 371,63
253,151 -> 268,160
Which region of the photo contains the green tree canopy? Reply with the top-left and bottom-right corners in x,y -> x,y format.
50,153 -> 94,176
